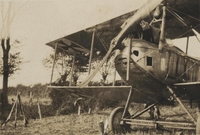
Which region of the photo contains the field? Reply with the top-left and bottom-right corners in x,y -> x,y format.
0,100 -> 198,135
1,113 -> 108,135
0,112 -> 196,135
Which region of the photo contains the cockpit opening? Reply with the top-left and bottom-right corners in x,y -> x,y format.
131,20 -> 160,45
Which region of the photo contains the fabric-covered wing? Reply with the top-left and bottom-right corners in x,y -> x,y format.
46,0 -> 200,55
165,0 -> 200,39
173,82 -> 200,100
46,11 -> 137,56
46,32 -> 90,54
48,86 -> 132,101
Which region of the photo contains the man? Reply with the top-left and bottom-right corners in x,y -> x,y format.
140,20 -> 155,43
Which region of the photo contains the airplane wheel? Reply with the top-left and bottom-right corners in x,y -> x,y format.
109,107 -> 131,134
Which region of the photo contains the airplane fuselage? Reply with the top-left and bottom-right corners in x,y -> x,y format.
115,38 -> 200,104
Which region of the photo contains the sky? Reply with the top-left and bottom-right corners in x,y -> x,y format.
0,0 -> 147,87
0,0 -> 200,87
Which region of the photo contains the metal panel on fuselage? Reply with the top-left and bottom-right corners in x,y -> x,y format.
115,38 -> 200,104
129,39 -> 200,84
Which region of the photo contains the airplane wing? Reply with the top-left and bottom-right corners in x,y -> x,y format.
46,0 -> 200,103
173,82 -> 200,101
48,86 -> 132,101
46,0 -> 200,54
48,85 -> 169,104
164,0 -> 200,39
46,34 -> 90,54
46,11 -> 137,56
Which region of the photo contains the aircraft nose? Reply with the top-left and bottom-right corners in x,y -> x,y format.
115,55 -> 128,66
115,54 -> 134,67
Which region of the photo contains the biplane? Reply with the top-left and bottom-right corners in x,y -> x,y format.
46,0 -> 200,134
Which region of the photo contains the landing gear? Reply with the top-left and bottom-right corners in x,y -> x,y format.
145,104 -> 160,119
109,107 -> 131,134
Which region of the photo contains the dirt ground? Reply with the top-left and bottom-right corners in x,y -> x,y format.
1,113 -> 109,135
0,108 -> 197,135
0,101 -> 198,135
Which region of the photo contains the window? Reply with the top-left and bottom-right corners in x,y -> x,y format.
133,50 -> 139,56
146,57 -> 152,66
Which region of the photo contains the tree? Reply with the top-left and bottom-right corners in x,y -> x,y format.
0,40 -> 23,112
0,2 -> 24,113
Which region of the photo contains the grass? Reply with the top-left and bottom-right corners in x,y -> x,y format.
0,112 -> 196,135
0,96 -> 198,135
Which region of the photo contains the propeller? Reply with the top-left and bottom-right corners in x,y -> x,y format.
79,0 -> 162,88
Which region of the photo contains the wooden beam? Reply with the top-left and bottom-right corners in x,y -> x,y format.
159,5 -> 166,50
186,36 -> 189,54
69,54 -> 76,86
50,42 -> 58,85
126,37 -> 132,81
88,31 -> 95,74
167,86 -> 196,125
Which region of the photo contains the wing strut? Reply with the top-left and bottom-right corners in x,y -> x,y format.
80,0 -> 162,87
167,86 -> 196,125
158,4 -> 166,50
88,31 -> 95,75
167,7 -> 200,42
50,42 -> 58,85
80,43 -> 115,87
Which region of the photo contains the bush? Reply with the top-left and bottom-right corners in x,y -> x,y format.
49,90 -> 77,115
49,89 -> 122,114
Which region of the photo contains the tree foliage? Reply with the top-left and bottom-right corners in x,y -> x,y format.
0,51 -> 23,76
0,2 -> 25,113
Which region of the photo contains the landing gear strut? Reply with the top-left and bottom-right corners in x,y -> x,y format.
109,87 -> 132,134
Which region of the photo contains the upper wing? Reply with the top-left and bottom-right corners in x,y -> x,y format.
173,82 -> 200,100
46,32 -> 90,54
46,11 -> 137,56
164,0 -> 200,39
46,0 -> 200,53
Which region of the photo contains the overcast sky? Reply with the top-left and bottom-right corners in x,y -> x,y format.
0,0 -> 147,87
0,0 -> 200,87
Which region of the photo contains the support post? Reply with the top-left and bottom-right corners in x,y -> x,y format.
167,86 -> 196,125
50,42 -> 58,85
112,68 -> 116,86
1,95 -> 17,128
69,54 -> 76,86
88,31 -> 95,75
1,92 -> 28,128
37,102 -> 42,120
126,37 -> 132,81
158,4 -> 166,50
14,93 -> 19,128
186,36 -> 189,54
130,103 -> 156,119
78,105 -> 81,115
122,87 -> 133,119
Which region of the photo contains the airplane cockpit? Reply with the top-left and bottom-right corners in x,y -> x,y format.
131,20 -> 160,45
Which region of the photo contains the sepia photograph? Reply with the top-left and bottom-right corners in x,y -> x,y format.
1,0 -> 200,134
